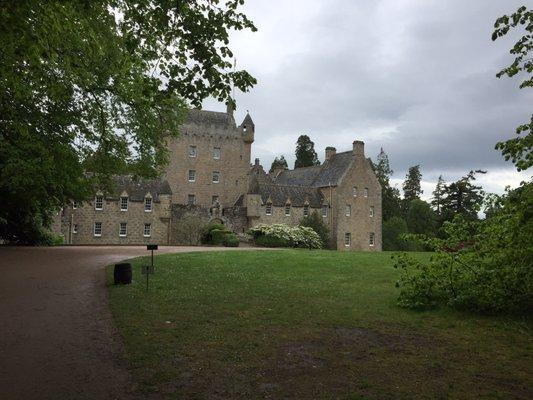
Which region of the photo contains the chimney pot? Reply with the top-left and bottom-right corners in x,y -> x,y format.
254,158 -> 260,166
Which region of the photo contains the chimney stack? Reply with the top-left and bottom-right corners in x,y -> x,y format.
353,140 -> 365,159
325,146 -> 336,161
254,158 -> 260,166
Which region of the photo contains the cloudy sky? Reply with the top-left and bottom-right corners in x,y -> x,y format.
204,0 -> 532,199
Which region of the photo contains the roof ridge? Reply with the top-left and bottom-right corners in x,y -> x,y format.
260,182 -> 319,189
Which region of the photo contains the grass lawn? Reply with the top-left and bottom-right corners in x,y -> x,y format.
107,250 -> 532,399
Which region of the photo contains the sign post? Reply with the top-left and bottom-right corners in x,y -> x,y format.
143,244 -> 158,290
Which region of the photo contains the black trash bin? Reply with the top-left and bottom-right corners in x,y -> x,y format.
114,263 -> 132,285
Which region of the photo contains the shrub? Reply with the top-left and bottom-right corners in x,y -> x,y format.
383,216 -> 409,250
299,211 -> 329,248
200,223 -> 230,245
394,181 -> 533,314
222,233 -> 239,247
249,223 -> 323,249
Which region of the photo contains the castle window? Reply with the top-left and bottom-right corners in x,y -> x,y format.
95,196 -> 103,210
119,222 -> 127,237
285,204 -> 291,216
370,206 -> 374,218
120,196 -> 128,211
188,145 -> 197,157
144,197 -> 152,212
364,188 -> 369,197
303,205 -> 309,217
188,170 -> 196,182
72,201 -> 79,209
143,223 -> 151,237
187,194 -> 196,205
213,147 -> 221,159
266,203 -> 272,215
345,204 -> 351,217
73,224 -> 78,234
344,233 -> 351,247
212,171 -> 220,183
369,232 -> 375,246
352,186 -> 357,197
212,195 -> 219,205
94,222 -> 102,237
322,205 -> 328,218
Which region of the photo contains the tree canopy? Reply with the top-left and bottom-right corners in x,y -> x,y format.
294,135 -> 320,168
402,165 -> 423,202
0,1 -> 256,243
269,155 -> 288,174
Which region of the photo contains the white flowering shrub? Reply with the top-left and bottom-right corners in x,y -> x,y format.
249,223 -> 323,249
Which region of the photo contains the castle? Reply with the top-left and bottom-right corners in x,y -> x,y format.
56,106 -> 382,250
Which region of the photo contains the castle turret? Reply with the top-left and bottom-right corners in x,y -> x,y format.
240,112 -> 255,143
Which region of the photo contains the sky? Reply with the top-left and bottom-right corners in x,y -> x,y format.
203,0 -> 532,199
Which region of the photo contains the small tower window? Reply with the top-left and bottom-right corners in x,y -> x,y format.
188,170 -> 196,182
188,145 -> 197,157
369,232 -> 375,246
345,204 -> 351,217
364,188 -> 369,197
266,203 -> 272,216
72,201 -> 79,209
352,186 -> 357,197
285,203 -> 291,216
73,224 -> 78,234
212,195 -> 219,205
303,205 -> 310,217
187,194 -> 196,205
212,171 -> 220,183
322,205 -> 328,218
213,147 -> 221,159
370,206 -> 374,218
95,196 -> 103,210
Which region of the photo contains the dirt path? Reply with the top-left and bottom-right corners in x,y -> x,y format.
0,246 -> 250,400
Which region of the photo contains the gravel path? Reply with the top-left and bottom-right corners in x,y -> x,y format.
0,246 -> 251,400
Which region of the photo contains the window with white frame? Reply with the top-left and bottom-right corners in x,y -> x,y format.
265,202 -> 272,215
212,195 -> 219,205
364,187 -> 369,197
119,222 -> 127,237
212,171 -> 220,183
144,197 -> 152,212
352,186 -> 357,197
369,232 -> 375,246
344,232 -> 351,247
120,196 -> 128,211
188,145 -> 197,157
143,223 -> 151,237
187,194 -> 196,205
94,222 -> 102,237
72,201 -> 79,209
322,205 -> 328,217
213,147 -> 221,159
303,204 -> 310,217
370,206 -> 374,217
73,224 -> 78,234
188,170 -> 196,182
95,196 -> 103,210
285,203 -> 291,216
345,204 -> 351,216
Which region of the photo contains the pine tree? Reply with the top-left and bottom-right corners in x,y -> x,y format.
294,135 -> 320,168
375,148 -> 393,187
441,170 -> 486,221
403,165 -> 423,202
269,156 -> 288,173
431,175 -> 446,214
374,148 -> 402,221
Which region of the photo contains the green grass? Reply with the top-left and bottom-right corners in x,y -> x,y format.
107,250 -> 532,399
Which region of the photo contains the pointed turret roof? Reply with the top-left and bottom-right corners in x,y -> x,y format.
241,112 -> 254,127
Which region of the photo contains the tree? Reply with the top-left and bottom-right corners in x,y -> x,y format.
269,156 -> 288,174
0,1 -> 256,243
440,170 -> 486,222
299,211 -> 330,248
402,165 -> 423,202
374,148 -> 402,221
492,6 -> 532,171
431,175 -> 446,215
382,216 -> 409,251
405,199 -> 436,236
294,135 -> 320,168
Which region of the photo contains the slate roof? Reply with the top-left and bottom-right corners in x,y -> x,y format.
106,176 -> 172,203
184,109 -> 234,128
274,151 -> 354,188
241,112 -> 254,127
251,182 -> 324,207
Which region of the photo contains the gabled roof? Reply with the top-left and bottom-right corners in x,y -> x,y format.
251,182 -> 324,207
106,176 -> 172,203
184,109 -> 234,128
274,151 -> 354,188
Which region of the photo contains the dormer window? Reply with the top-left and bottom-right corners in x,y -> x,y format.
188,145 -> 197,157
144,197 -> 152,212
120,196 -> 128,211
95,195 -> 103,210
265,202 -> 272,216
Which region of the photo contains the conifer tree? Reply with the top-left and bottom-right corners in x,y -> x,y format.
374,148 -> 402,221
294,135 -> 320,168
403,165 -> 423,202
441,170 -> 486,222
431,175 -> 446,214
269,156 -> 289,174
